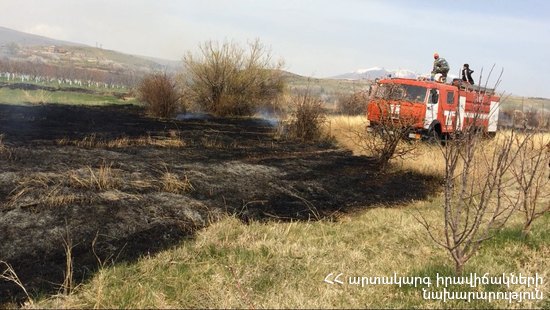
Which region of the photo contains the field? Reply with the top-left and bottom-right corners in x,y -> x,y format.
33,204 -> 550,309
500,96 -> 550,113
0,81 -> 134,106
0,83 -> 549,308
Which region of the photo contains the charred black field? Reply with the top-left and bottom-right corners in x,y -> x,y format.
0,103 -> 438,303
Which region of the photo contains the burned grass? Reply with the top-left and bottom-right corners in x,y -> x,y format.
0,103 -> 440,304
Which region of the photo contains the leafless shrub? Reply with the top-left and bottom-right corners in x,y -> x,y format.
415,67 -> 529,274
524,109 -> 540,128
336,91 -> 368,115
509,132 -> 550,237
282,93 -> 328,142
137,72 -> 182,118
419,128 -> 521,274
182,39 -> 285,117
351,84 -> 420,168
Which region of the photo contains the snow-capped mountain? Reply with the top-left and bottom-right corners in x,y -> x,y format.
332,67 -> 419,80
392,69 -> 418,79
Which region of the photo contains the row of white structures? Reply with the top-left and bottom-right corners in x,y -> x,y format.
0,72 -> 127,89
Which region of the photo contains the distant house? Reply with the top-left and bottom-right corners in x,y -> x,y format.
54,46 -> 68,54
45,45 -> 68,54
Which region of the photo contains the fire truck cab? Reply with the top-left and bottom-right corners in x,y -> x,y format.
367,78 -> 500,139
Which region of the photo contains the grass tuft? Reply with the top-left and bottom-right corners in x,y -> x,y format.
57,133 -> 186,149
160,172 -> 194,194
68,162 -> 119,191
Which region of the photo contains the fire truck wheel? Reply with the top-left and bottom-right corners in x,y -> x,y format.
427,126 -> 442,143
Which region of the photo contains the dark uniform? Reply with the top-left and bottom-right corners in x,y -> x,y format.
462,64 -> 474,84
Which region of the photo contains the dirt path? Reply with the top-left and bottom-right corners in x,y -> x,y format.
0,103 -> 438,303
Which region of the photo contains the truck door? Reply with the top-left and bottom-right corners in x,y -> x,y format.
424,88 -> 439,130
440,90 -> 458,132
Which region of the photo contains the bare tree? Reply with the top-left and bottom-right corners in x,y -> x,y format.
419,128 -> 525,274
415,67 -> 536,274
509,132 -> 550,237
182,39 -> 285,117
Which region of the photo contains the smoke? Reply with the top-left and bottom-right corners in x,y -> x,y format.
255,108 -> 281,127
176,109 -> 283,127
176,112 -> 212,121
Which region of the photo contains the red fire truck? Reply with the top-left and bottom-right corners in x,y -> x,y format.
367,78 -> 500,139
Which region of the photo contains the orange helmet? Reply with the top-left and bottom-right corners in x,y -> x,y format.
434,52 -> 439,59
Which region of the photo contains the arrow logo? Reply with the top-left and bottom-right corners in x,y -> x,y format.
324,273 -> 344,285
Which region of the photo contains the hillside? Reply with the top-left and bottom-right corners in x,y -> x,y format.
0,26 -> 85,47
0,26 -> 180,77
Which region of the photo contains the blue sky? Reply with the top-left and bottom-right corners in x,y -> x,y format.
0,0 -> 549,97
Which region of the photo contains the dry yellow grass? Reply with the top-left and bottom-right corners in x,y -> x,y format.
324,115 -> 369,156
56,133 -> 186,149
325,115 -> 446,176
325,116 -> 550,179
6,173 -> 82,208
34,202 -> 549,309
68,162 -> 120,191
160,171 -> 194,194
42,185 -> 80,208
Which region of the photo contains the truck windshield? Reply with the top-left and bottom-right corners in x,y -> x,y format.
375,84 -> 427,103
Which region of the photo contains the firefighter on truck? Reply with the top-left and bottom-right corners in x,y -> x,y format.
431,53 -> 449,83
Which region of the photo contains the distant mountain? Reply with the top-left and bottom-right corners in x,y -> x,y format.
0,26 -> 86,47
0,26 -> 180,73
332,67 -> 418,80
